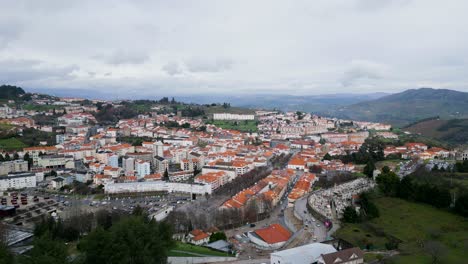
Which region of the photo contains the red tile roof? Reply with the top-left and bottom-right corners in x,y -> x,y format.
254,224 -> 291,244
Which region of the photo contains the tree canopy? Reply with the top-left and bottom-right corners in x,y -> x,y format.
78,216 -> 174,264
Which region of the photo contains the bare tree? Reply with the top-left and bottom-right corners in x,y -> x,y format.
424,240 -> 447,264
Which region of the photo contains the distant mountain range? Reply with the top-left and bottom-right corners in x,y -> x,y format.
225,93 -> 389,111
27,87 -> 389,112
25,87 -> 468,127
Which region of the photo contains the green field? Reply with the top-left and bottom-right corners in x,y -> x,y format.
208,120 -> 258,132
0,138 -> 27,151
0,123 -> 14,130
203,105 -> 255,115
168,242 -> 232,257
335,197 -> 468,264
23,104 -> 59,111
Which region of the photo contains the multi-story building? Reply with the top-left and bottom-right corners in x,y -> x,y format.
123,157 -> 135,175
168,170 -> 193,182
0,173 -> 36,191
0,160 -> 29,176
194,171 -> 229,190
154,156 -> 169,173
180,159 -> 194,171
104,181 -> 212,195
108,154 -> 119,168
213,113 -> 255,121
153,141 -> 164,157
37,155 -> 75,170
135,160 -> 151,178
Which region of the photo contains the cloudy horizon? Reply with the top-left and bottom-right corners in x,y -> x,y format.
1,0 -> 468,96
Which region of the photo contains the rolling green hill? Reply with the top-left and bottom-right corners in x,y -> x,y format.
331,88 -> 468,127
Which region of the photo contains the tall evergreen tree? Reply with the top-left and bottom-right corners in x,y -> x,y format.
163,168 -> 169,181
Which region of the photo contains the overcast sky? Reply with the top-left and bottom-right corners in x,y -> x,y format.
1,0 -> 467,96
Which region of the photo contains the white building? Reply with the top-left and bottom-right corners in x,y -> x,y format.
104,181 -> 212,195
270,243 -> 337,264
213,113 -> 255,121
123,157 -> 135,175
135,160 -> 150,178
153,141 -> 164,157
0,160 -> 29,176
0,173 -> 37,191
108,154 -> 119,168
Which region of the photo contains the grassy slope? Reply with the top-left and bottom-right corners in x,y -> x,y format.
203,105 -> 255,115
208,120 -> 258,132
335,197 -> 468,264
168,242 -> 232,257
0,138 -> 27,151
23,104 -> 60,111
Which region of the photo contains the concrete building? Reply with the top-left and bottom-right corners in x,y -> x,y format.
37,155 -> 75,170
154,156 -> 169,173
168,170 -> 193,182
104,181 -> 212,195
213,113 -> 255,120
457,148 -> 468,161
180,159 -> 194,171
195,171 -> 229,190
51,177 -> 65,189
201,166 -> 237,181
153,141 -> 164,157
135,160 -> 151,178
270,243 -> 337,264
123,157 -> 135,175
0,160 -> 29,176
108,154 -> 119,168
0,173 -> 36,191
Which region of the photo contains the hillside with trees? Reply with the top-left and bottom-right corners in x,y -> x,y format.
404,118 -> 468,145
0,85 -> 26,100
329,88 -> 468,127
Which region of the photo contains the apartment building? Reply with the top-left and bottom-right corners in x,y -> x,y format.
135,160 -> 151,178
0,160 -> 29,176
0,173 -> 36,191
213,113 -> 255,120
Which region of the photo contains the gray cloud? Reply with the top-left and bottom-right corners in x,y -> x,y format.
341,60 -> 388,87
0,21 -> 23,49
95,50 -> 149,65
186,58 -> 233,73
162,62 -> 183,76
0,0 -> 467,95
0,59 -> 78,83
356,0 -> 411,11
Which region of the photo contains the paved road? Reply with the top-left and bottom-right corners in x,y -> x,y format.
294,195 -> 327,242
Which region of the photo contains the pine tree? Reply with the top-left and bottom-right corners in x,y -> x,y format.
363,160 -> 376,178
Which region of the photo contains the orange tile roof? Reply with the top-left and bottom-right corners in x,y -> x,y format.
193,232 -> 210,241
288,157 -> 306,166
24,146 -> 57,152
144,173 -> 162,180
190,229 -> 204,236
254,224 -> 291,244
